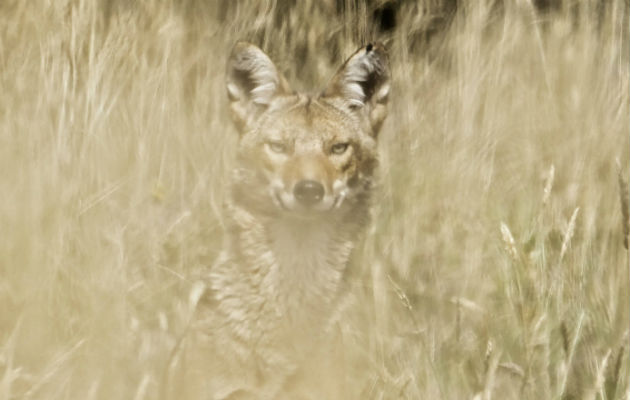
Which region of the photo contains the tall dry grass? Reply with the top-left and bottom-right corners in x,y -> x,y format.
0,0 -> 628,398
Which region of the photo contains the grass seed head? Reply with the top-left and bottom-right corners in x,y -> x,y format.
500,222 -> 519,262
559,207 -> 579,262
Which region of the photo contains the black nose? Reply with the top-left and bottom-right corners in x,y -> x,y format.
293,180 -> 325,206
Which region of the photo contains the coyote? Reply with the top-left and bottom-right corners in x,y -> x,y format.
189,41 -> 390,399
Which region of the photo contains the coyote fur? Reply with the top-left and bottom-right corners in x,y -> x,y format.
189,41 -> 390,399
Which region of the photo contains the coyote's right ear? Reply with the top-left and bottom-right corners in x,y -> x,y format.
226,42 -> 291,132
323,43 -> 390,137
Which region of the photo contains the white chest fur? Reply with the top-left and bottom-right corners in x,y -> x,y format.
265,218 -> 353,323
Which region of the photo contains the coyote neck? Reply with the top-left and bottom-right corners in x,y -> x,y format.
266,216 -> 354,315
212,204 -> 362,342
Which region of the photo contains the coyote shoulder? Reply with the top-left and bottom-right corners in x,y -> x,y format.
190,41 -> 390,399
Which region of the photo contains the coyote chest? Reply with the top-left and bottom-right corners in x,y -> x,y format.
265,218 -> 352,317
193,41 -> 390,398
210,212 -> 356,349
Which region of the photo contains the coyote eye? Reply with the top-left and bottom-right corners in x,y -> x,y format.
266,141 -> 288,154
331,142 -> 349,155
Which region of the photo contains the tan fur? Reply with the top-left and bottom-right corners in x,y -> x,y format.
185,42 -> 390,399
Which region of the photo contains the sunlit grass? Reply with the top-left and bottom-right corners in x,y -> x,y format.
0,0 -> 628,398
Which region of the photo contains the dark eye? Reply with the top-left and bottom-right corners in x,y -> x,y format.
331,142 -> 349,155
266,141 -> 288,154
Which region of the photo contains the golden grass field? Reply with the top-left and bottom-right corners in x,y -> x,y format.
0,0 -> 628,398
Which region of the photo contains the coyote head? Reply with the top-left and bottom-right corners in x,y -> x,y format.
226,42 -> 390,218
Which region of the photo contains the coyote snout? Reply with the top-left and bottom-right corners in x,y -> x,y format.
271,148 -> 354,213
292,179 -> 325,207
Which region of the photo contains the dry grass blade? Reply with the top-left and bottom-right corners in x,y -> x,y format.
483,354 -> 500,400
387,274 -> 413,312
584,348 -> 611,400
133,374 -> 153,400
0,318 -> 23,400
559,207 -> 579,262
610,345 -> 626,399
22,340 -> 86,398
557,311 -> 586,398
617,158 -> 629,249
542,164 -> 555,206
498,362 -> 525,379
560,322 -> 570,356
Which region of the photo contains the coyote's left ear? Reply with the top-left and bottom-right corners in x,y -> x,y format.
226,42 -> 291,133
323,43 -> 390,136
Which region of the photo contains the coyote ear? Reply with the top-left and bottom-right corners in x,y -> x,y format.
226,42 -> 291,132
323,43 -> 390,136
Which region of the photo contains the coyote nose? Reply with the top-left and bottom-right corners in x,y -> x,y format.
294,180 -> 324,206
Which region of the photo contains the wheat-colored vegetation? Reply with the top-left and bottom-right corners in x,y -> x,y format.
0,0 -> 628,398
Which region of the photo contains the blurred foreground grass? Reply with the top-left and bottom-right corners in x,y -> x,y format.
0,0 -> 628,398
